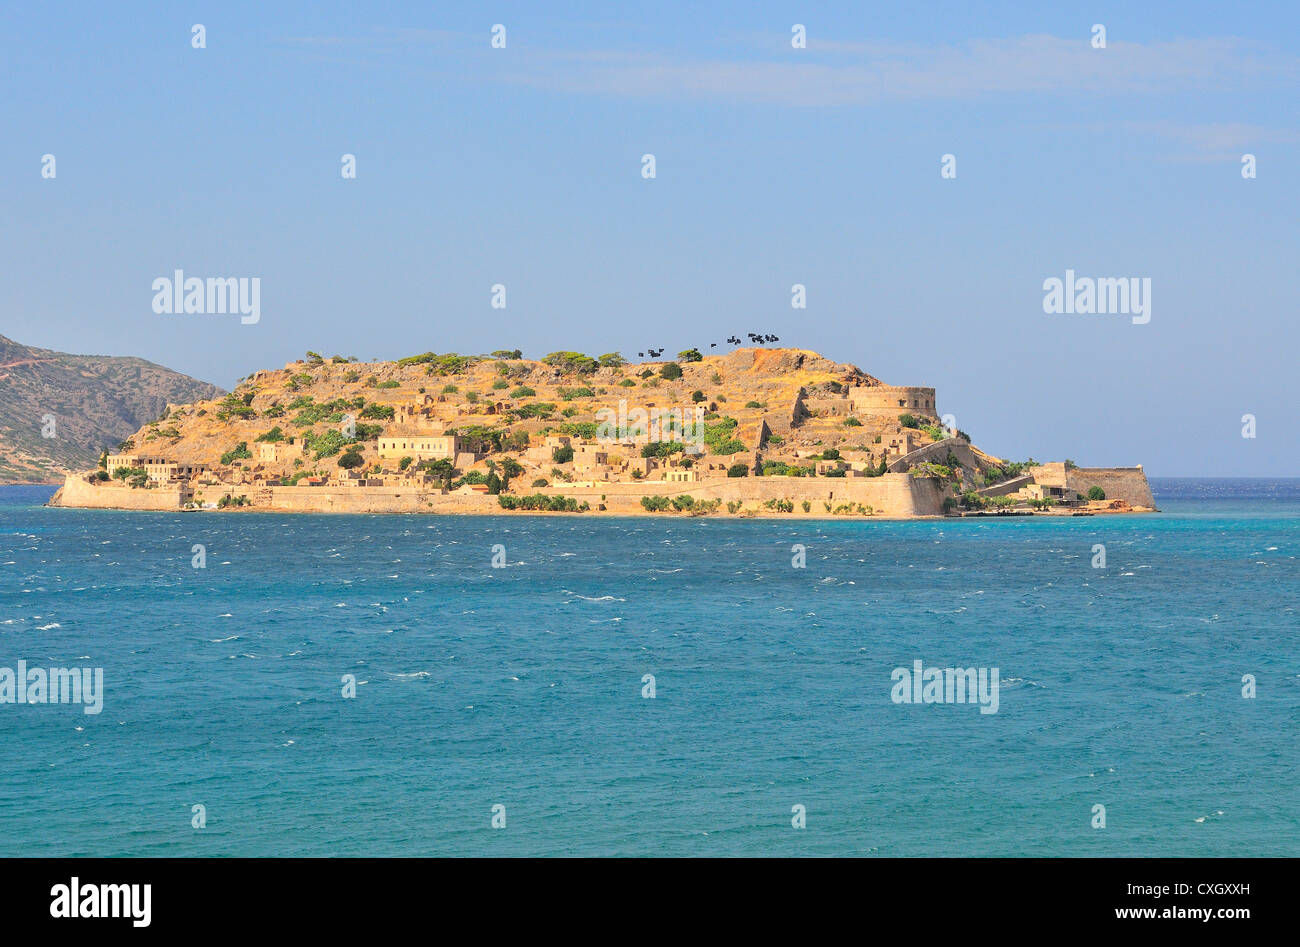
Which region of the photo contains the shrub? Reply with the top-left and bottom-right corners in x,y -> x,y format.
542,351 -> 598,374
619,378 -> 636,387
532,478 -> 549,487
727,463 -> 749,478
744,401 -> 762,409
691,390 -> 705,403
641,441 -> 684,458
510,386 -> 536,399
559,422 -> 598,440
219,442 -> 252,465
256,427 -> 285,443
844,417 -> 862,427
640,495 -> 671,511
659,362 -> 683,380
899,413 -> 918,429
359,404 -> 394,420
338,449 -> 364,469
498,493 -> 584,512
302,429 -> 353,459
399,457 -> 414,470
552,445 -> 574,464
492,378 -> 509,390
1087,485 -> 1106,501
377,380 -> 400,389
511,402 -> 555,420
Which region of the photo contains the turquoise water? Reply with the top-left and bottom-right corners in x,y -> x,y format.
1,480 -> 1296,856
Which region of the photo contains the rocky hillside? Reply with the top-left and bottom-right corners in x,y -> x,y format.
93,345 -> 937,479
0,334 -> 225,483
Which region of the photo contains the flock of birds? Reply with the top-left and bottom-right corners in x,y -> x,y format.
637,334 -> 780,359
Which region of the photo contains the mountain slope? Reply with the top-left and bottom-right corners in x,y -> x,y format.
0,334 -> 225,483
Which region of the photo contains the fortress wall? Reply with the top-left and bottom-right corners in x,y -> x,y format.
50,472 -> 950,517
543,472 -> 946,516
262,486 -> 497,514
849,386 -> 938,417
802,396 -> 852,417
1065,467 -> 1156,508
50,475 -> 186,511
886,437 -> 982,473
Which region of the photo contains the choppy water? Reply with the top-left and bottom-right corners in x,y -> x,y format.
1,479 -> 1296,856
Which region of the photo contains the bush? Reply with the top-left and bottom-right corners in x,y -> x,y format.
511,386 -> 536,398
744,401 -> 762,409
1087,485 -> 1106,501
559,422 -> 598,439
727,463 -> 749,478
255,426 -> 285,443
677,348 -> 703,363
899,413 -> 918,429
659,363 -> 683,380
542,351 -> 598,374
691,390 -> 705,403
498,493 -> 585,512
338,449 -> 364,469
640,495 -> 671,511
552,445 -> 574,464
219,442 -> 252,465
641,441 -> 684,458
844,417 -> 862,427
399,457 -> 414,470
492,379 -> 509,390
532,478 -> 549,487
619,378 -> 636,387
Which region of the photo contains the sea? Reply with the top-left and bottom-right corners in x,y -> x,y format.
1,479 -> 1296,857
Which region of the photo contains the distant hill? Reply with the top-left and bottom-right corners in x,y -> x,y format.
0,334 -> 225,483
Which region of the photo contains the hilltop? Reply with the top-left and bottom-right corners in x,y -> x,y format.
49,345 -> 1155,516
0,334 -> 225,484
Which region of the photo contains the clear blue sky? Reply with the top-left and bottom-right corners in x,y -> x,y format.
3,1 -> 1297,475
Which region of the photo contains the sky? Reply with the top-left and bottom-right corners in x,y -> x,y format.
2,1 -> 1297,475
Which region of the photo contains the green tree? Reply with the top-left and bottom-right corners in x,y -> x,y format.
660,362 -> 683,380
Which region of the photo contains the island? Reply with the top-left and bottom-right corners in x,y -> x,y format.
48,347 -> 1155,518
